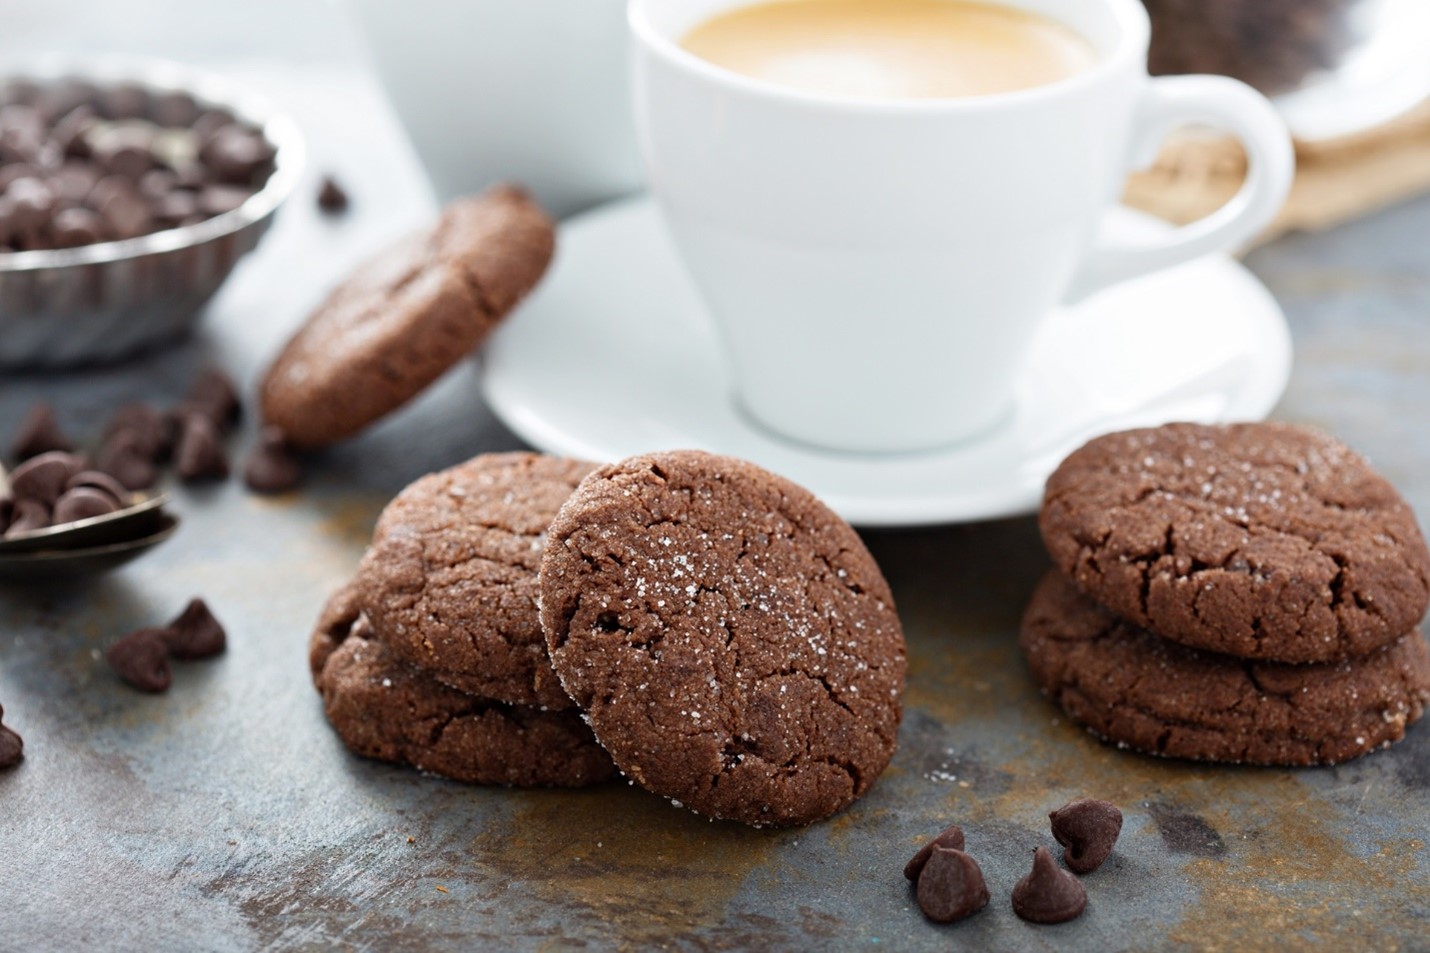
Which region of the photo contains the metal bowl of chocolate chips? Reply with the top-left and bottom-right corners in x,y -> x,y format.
0,58 -> 303,369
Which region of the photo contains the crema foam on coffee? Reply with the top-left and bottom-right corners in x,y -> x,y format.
681,0 -> 1098,101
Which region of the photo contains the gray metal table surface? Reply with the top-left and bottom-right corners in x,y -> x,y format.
3,12 -> 1429,953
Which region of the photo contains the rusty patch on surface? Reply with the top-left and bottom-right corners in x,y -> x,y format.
468,785 -> 783,949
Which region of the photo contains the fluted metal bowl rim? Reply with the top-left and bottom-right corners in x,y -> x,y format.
0,55 -> 304,273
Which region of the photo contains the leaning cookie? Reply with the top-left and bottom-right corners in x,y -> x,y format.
1020,572 -> 1430,766
539,450 -> 906,827
309,585 -> 615,788
261,185 -> 555,449
355,453 -> 595,709
1040,422 -> 1430,663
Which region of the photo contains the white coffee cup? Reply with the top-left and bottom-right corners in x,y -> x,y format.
348,0 -> 642,218
630,0 -> 1294,454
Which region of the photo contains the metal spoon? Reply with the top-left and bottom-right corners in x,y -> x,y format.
0,493 -> 173,554
0,512 -> 180,581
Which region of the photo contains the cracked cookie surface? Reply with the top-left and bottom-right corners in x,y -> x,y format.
260,185 -> 554,448
1041,422 -> 1430,663
309,582 -> 615,787
538,450 -> 906,827
1021,571 -> 1430,765
356,453 -> 594,709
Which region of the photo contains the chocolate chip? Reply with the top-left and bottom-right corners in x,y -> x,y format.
96,429 -> 160,491
191,109 -> 236,142
52,487 -> 120,525
106,628 -> 172,693
196,183 -> 252,217
317,176 -> 348,213
8,402 -> 73,461
1050,798 -> 1123,874
0,704 -> 22,769
915,847 -> 989,924
93,128 -> 155,179
174,413 -> 229,482
1011,846 -> 1087,924
138,167 -> 177,199
149,90 -> 197,128
150,190 -> 199,229
50,161 -> 100,202
163,598 -> 226,660
9,451 -> 84,505
904,824 -> 967,881
99,83 -> 149,121
184,367 -> 242,430
90,175 -> 152,239
103,402 -> 172,460
0,162 -> 42,192
4,498 -> 49,536
66,469 -> 130,503
51,207 -> 109,248
200,128 -> 275,185
49,104 -> 96,158
35,79 -> 98,125
4,177 -> 56,232
243,426 -> 302,494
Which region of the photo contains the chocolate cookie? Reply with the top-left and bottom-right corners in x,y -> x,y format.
1020,572 -> 1430,765
309,585 -> 615,788
539,450 -> 906,827
1041,422 -> 1430,663
356,453 -> 595,709
260,185 -> 554,449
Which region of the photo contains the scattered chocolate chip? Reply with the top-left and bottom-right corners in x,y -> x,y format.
174,414 -> 229,482
4,498 -> 49,536
0,704 -> 22,769
184,367 -> 242,430
66,469 -> 131,503
96,429 -> 160,491
8,451 -> 84,505
1011,846 -> 1087,924
52,486 -> 120,524
1050,798 -> 1123,874
317,175 -> 348,213
915,847 -> 989,924
8,402 -> 73,461
904,824 -> 967,881
163,598 -> 226,660
106,628 -> 172,693
243,426 -> 302,494
103,402 -> 172,460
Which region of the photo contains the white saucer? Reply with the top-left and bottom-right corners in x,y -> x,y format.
1274,0 -> 1430,142
481,197 -> 1291,527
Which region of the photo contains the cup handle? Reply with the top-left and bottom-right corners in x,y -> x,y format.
1065,75 -> 1295,303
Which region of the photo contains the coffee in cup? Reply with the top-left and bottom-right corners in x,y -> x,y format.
681,0 -> 1099,101
632,0 -> 1294,454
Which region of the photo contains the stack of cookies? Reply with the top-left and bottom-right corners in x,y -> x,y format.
1023,422 -> 1430,765
311,450 -> 907,827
